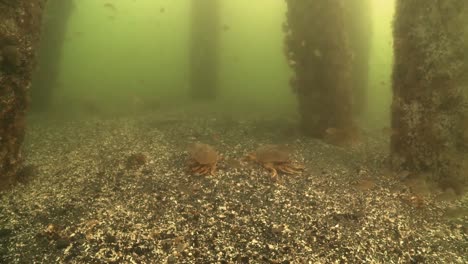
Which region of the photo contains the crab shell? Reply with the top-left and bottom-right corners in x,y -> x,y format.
189,142 -> 218,164
252,144 -> 291,163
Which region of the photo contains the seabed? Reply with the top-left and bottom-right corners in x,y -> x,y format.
0,105 -> 466,263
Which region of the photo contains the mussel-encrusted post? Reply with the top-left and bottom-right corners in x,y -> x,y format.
391,0 -> 468,193
189,0 -> 220,100
31,0 -> 75,112
344,0 -> 372,116
0,0 -> 46,190
284,0 -> 355,141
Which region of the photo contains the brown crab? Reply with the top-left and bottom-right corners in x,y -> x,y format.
246,144 -> 304,180
187,142 -> 219,176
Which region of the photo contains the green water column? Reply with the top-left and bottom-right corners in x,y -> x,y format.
189,0 -> 220,100
284,0 -> 355,140
344,0 -> 372,116
0,0 -> 47,189
31,0 -> 75,112
391,0 -> 468,193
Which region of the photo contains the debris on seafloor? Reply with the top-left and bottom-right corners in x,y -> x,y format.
126,153 -> 147,169
15,164 -> 38,183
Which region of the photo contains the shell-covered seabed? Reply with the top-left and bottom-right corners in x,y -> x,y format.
0,107 -> 466,263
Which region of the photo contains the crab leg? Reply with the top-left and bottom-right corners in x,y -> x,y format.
209,162 -> 217,176
291,163 -> 305,170
199,166 -> 211,175
263,163 -> 278,181
191,164 -> 203,174
281,165 -> 304,174
191,164 -> 203,172
278,166 -> 296,174
195,167 -> 203,175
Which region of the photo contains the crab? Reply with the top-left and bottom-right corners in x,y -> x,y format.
187,142 -> 219,176
246,144 -> 304,180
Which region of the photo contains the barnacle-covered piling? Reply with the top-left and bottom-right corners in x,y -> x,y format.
31,0 -> 75,112
391,0 -> 468,194
0,0 -> 46,189
189,0 -> 220,100
284,0 -> 355,142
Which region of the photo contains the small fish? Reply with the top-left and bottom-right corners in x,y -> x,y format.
160,7 -> 165,13
211,133 -> 220,141
313,49 -> 322,57
104,3 -> 117,11
444,207 -> 468,219
325,127 -> 338,135
222,24 -> 230,31
355,179 -> 375,191
398,170 -> 410,180
131,95 -> 142,107
382,127 -> 398,136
